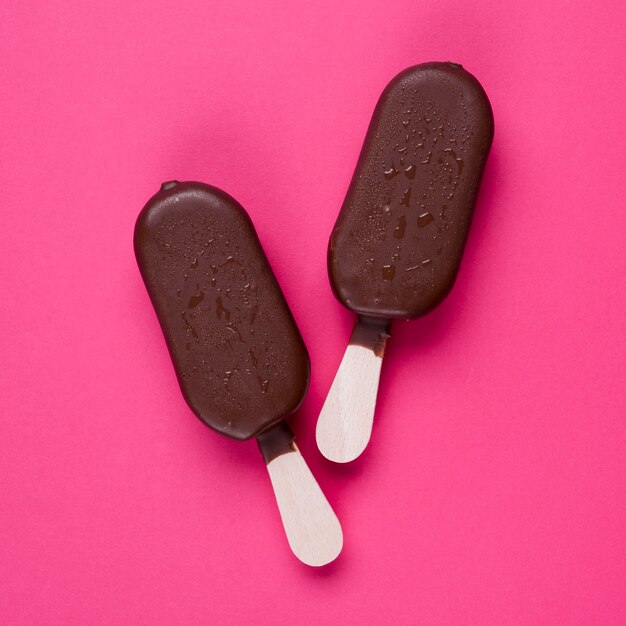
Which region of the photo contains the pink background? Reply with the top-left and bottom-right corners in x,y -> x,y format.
1,0 -> 625,624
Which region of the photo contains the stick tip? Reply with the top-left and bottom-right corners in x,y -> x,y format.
315,343 -> 383,463
316,420 -> 371,463
293,514 -> 343,567
265,445 -> 343,566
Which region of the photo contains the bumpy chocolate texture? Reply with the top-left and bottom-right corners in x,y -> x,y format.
135,182 -> 310,440
328,62 -> 494,320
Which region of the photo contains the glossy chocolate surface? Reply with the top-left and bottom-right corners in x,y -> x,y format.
328,62 -> 493,320
135,182 -> 310,440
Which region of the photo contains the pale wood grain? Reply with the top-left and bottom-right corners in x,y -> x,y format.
316,344 -> 384,463
265,444 -> 343,566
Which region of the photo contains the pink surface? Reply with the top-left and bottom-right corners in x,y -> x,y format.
1,1 -> 625,624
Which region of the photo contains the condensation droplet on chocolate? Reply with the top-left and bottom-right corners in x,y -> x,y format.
417,212 -> 434,227
382,264 -> 396,281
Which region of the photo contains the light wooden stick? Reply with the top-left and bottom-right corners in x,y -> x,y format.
316,317 -> 391,463
258,424 -> 343,566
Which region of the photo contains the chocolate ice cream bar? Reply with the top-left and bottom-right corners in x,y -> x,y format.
135,181 -> 342,564
317,62 -> 493,462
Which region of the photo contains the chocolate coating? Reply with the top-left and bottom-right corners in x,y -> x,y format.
134,182 -> 310,441
257,422 -> 296,464
349,317 -> 391,357
328,62 -> 493,320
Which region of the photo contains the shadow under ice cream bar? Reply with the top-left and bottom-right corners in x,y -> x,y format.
135,181 -> 342,565
317,62 -> 494,463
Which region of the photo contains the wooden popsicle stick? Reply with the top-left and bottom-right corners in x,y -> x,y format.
257,424 -> 343,567
316,317 -> 391,463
